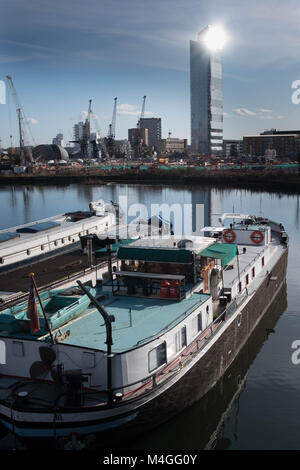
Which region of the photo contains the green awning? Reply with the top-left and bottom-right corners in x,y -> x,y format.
95,238 -> 136,256
199,243 -> 237,267
117,247 -> 193,264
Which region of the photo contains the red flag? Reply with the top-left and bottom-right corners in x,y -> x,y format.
28,279 -> 40,333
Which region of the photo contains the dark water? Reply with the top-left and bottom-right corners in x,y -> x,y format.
0,183 -> 299,450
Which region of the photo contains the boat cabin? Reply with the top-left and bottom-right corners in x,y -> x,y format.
103,236 -> 235,302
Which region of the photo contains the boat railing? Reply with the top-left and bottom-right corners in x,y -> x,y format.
136,295 -> 205,346
229,246 -> 267,286
73,289 -> 250,406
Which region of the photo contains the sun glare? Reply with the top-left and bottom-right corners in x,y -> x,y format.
203,25 -> 227,51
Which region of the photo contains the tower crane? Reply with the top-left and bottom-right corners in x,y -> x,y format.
137,95 -> 146,128
6,75 -> 35,164
108,97 -> 117,139
106,97 -> 118,159
133,96 -> 147,159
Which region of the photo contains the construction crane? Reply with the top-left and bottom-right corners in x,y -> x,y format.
105,97 -> 118,159
137,95 -> 146,128
108,97 -> 117,140
132,96 -> 147,159
6,75 -> 34,164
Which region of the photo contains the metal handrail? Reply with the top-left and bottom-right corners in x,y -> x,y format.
84,289 -> 250,402
136,298 -> 204,346
229,246 -> 266,286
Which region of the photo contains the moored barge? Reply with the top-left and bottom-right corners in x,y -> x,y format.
0,214 -> 288,441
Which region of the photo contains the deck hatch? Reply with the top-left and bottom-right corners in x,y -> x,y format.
16,221 -> 61,233
0,232 -> 20,243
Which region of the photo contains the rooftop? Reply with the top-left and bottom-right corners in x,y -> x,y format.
125,235 -> 215,252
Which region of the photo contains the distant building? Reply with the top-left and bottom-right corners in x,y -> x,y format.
159,138 -> 188,153
138,118 -> 161,148
73,121 -> 90,142
33,145 -> 69,161
128,128 -> 149,148
223,139 -> 243,157
52,133 -> 64,147
243,130 -> 300,157
190,26 -> 223,156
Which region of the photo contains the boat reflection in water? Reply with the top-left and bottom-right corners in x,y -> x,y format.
126,282 -> 287,451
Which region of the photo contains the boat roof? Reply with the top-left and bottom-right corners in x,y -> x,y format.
16,221 -> 61,233
0,213 -> 110,251
52,291 -> 210,353
220,213 -> 250,222
123,235 -> 215,251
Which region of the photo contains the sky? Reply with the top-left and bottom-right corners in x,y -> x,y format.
1,0 -> 300,148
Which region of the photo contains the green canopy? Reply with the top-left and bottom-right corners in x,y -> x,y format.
117,246 -> 193,264
199,243 -> 237,267
95,238 -> 136,256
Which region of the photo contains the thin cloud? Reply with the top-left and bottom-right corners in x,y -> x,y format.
80,111 -> 98,120
233,108 -> 256,116
257,108 -> 272,113
117,103 -> 153,116
26,117 -> 38,124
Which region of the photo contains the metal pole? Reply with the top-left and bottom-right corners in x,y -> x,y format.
29,273 -> 55,344
77,280 -> 115,405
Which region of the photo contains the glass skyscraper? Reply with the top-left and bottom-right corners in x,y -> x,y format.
190,26 -> 223,155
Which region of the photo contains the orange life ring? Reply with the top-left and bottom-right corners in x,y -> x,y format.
223,229 -> 236,243
250,230 -> 264,244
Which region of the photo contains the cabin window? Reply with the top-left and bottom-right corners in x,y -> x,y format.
27,249 -> 31,256
54,241 -> 58,246
237,314 -> 242,327
238,282 -> 242,293
12,341 -> 24,357
61,238 -> 65,244
0,258 -> 4,264
148,343 -> 167,372
206,305 -> 209,314
68,236 -> 71,241
41,245 -> 44,251
262,257 -> 265,267
175,326 -> 187,353
197,313 -> 202,332
252,267 -> 255,278
245,274 -> 249,286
